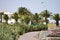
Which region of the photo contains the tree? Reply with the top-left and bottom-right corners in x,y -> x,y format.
24,15 -> 30,24
12,12 -> 19,23
33,13 -> 39,23
0,12 -> 4,23
18,7 -> 33,18
18,7 -> 32,15
40,10 -> 51,25
18,7 -> 32,24
53,14 -> 60,26
4,14 -> 9,23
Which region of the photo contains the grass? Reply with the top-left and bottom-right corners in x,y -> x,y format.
48,23 -> 56,29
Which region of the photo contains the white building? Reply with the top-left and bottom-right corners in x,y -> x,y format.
1,11 -> 16,24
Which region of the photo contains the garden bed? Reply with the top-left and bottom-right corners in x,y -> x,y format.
46,37 -> 60,40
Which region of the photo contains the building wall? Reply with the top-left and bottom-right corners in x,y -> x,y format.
1,11 -> 16,24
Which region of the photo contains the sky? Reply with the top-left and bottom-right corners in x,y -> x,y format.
0,0 -> 60,14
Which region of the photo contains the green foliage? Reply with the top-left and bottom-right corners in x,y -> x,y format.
0,23 -> 21,40
53,14 -> 60,26
18,7 -> 32,24
40,10 -> 51,18
12,12 -> 19,22
18,7 -> 26,15
23,15 -> 30,24
0,12 -> 4,22
29,23 -> 48,31
4,14 -> 9,23
53,14 -> 60,20
38,23 -> 48,30
0,23 -> 13,40
1,6 -> 60,40
18,7 -> 31,15
33,13 -> 39,23
0,22 -> 48,40
40,10 -> 51,25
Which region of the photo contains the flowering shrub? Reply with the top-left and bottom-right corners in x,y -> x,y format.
47,29 -> 60,37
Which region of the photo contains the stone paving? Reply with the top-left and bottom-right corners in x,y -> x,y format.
18,32 -> 40,40
18,30 -> 60,40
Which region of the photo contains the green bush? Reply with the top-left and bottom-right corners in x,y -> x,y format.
0,23 -> 13,40
38,23 -> 48,30
0,23 -> 48,40
0,23 -> 21,40
20,24 -> 30,33
29,23 -> 48,31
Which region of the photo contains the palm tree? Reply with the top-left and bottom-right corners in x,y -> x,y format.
12,12 -> 19,23
0,12 -> 4,23
4,14 -> 9,23
53,14 -> 60,26
18,7 -> 32,15
23,15 -> 30,24
33,13 -> 39,23
40,10 -> 51,25
18,7 -> 32,24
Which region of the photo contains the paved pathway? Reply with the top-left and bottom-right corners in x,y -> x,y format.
18,32 -> 40,40
38,31 -> 50,40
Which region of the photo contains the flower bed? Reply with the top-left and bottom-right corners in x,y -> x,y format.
46,37 -> 60,40
48,29 -> 60,36
46,29 -> 60,40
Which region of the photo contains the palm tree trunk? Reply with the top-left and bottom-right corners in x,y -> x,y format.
56,20 -> 59,26
6,21 -> 7,23
0,15 -> 2,23
1,15 -> 2,23
45,17 -> 47,25
6,21 -> 8,24
16,20 -> 18,23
